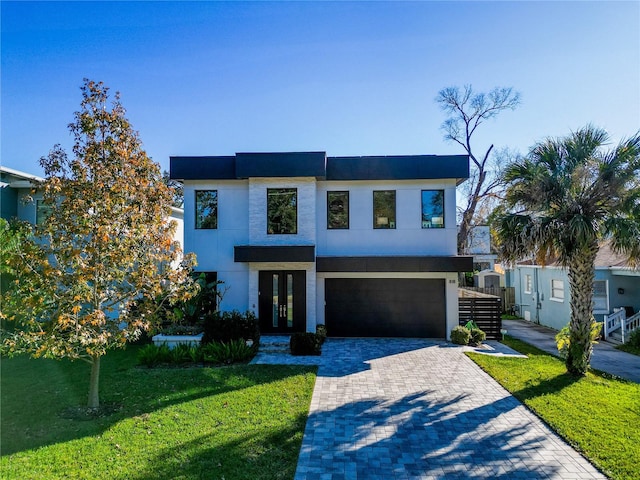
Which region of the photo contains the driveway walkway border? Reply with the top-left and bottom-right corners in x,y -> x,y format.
254,337 -> 605,479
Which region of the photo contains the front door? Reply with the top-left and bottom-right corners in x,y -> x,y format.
259,270 -> 306,334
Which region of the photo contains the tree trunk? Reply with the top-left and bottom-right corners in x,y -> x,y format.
88,355 -> 101,409
566,244 -> 598,376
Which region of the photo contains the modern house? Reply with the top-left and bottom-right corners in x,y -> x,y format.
170,152 -> 473,339
507,243 -> 640,332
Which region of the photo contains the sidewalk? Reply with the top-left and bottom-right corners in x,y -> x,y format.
502,319 -> 640,383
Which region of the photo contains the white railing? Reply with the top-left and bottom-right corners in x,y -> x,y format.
604,308 -> 626,339
621,311 -> 640,344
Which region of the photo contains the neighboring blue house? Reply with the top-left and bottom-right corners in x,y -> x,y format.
1,166 -> 45,223
170,151 -> 473,339
507,243 -> 640,331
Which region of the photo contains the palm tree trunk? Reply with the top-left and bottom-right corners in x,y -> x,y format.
566,243 -> 598,375
88,355 -> 101,409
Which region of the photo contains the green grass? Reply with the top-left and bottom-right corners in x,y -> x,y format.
467,337 -> 640,480
1,346 -> 316,479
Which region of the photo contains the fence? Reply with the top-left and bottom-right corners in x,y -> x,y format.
459,286 -> 515,314
458,290 -> 502,340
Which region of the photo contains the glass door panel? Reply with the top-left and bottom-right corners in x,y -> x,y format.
287,273 -> 294,328
272,274 -> 279,328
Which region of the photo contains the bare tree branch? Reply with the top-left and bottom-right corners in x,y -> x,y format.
436,85 -> 521,254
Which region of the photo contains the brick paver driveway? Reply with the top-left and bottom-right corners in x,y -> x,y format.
275,338 -> 605,480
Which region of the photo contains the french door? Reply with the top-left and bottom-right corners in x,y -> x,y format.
258,270 -> 306,333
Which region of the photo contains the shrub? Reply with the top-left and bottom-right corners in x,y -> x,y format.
202,310 -> 260,346
201,339 -> 258,365
469,328 -> 486,346
137,343 -> 172,367
555,320 -> 602,359
450,326 -> 471,345
316,324 -> 327,344
169,343 -> 194,364
627,329 -> 640,349
290,332 -> 322,356
189,345 -> 204,363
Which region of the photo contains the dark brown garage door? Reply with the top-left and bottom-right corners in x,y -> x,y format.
324,278 -> 446,338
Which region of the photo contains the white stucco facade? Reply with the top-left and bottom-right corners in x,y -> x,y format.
173,152 -> 471,339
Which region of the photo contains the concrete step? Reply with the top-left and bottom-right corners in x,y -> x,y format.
258,336 -> 291,353
605,335 -> 623,345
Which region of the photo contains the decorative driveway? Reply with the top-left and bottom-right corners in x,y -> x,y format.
254,338 -> 605,479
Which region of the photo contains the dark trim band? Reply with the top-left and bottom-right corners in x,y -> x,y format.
234,245 -> 316,263
316,256 -> 473,272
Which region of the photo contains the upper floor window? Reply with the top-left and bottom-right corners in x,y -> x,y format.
327,191 -> 349,229
373,190 -> 396,229
550,279 -> 565,301
195,190 -> 218,229
267,188 -> 297,234
524,274 -> 532,294
421,190 -> 444,228
36,199 -> 52,225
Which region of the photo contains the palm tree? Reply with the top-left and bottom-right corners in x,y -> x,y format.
493,125 -> 640,375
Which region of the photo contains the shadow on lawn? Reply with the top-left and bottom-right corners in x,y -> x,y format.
0,346 -> 315,456
129,412 -> 309,480
128,390 -> 567,480
511,372 -> 582,403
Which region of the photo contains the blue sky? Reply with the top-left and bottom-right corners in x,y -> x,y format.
2,1 -> 639,177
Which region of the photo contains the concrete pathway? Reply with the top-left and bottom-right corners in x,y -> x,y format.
502,319 -> 640,383
254,338 -> 605,479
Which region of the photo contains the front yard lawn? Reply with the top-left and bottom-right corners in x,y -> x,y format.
1,346 -> 316,479
467,337 -> 640,480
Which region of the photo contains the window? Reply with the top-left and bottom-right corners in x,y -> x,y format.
421,190 -> 444,228
267,188 -> 297,234
36,199 -> 52,225
195,191 -> 218,229
327,191 -> 349,229
373,190 -> 396,229
593,280 -> 608,313
524,274 -> 532,294
551,279 -> 565,301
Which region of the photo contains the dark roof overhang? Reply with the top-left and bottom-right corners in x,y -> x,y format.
316,256 -> 473,273
170,153 -> 469,183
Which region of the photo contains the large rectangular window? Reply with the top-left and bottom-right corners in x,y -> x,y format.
421,190 -> 444,228
327,191 -> 349,229
195,190 -> 218,229
373,190 -> 396,229
551,279 -> 565,301
267,188 -> 297,234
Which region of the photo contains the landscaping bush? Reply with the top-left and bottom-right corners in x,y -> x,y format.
625,328 -> 640,349
201,339 -> 258,365
316,324 -> 327,344
137,343 -> 172,367
290,332 -> 322,356
169,343 -> 194,364
469,328 -> 486,346
450,326 -> 471,345
555,320 -> 602,359
202,310 -> 260,346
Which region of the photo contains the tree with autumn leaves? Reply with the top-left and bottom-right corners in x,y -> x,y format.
1,79 -> 197,409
